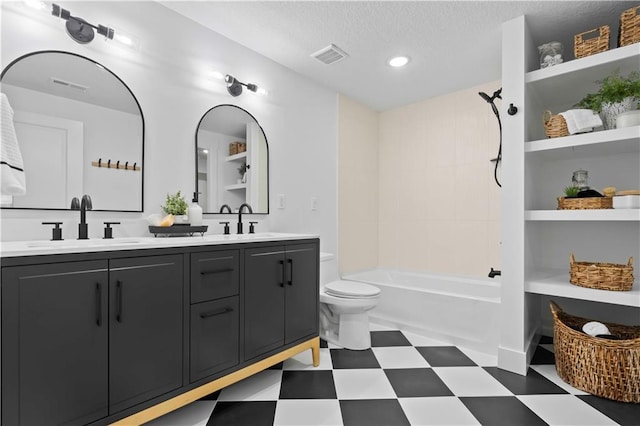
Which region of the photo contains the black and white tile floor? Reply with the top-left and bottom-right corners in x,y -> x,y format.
149,326 -> 640,426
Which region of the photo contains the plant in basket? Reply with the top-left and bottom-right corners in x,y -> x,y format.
563,186 -> 580,198
575,70 -> 640,129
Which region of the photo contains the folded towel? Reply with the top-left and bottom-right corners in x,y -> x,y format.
1,93 -> 26,196
559,109 -> 603,134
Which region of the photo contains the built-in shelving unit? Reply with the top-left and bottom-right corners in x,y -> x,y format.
225,183 -> 246,191
525,271 -> 640,307
225,152 -> 247,162
500,15 -> 640,375
525,209 -> 640,221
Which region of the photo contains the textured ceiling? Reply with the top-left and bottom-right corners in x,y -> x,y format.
162,1 -> 627,111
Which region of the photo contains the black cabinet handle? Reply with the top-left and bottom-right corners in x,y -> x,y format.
95,282 -> 102,326
116,280 -> 122,323
200,268 -> 234,276
287,258 -> 293,286
199,307 -> 233,319
279,260 -> 285,287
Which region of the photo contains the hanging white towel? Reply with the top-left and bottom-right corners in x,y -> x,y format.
559,109 -> 603,134
1,93 -> 26,196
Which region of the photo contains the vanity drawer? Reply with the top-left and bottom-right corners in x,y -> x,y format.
191,250 -> 239,303
190,297 -> 239,383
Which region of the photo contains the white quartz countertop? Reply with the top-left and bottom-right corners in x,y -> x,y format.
0,232 -> 319,258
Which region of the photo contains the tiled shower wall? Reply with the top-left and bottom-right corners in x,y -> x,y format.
339,81 -> 502,278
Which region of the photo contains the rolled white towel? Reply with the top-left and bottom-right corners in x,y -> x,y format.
559,109 -> 603,134
582,321 -> 611,337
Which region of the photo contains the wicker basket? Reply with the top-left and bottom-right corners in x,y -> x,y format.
619,5 -> 640,47
557,196 -> 613,210
574,26 -> 610,58
550,301 -> 640,402
543,110 -> 569,138
569,253 -> 634,291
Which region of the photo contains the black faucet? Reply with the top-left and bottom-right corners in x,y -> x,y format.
237,203 -> 253,234
71,195 -> 92,239
488,267 -> 501,278
219,204 -> 232,214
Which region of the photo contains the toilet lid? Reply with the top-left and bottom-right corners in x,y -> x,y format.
324,280 -> 380,299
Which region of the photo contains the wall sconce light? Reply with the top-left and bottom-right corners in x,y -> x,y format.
224,74 -> 266,97
51,3 -> 113,44
23,1 -> 137,48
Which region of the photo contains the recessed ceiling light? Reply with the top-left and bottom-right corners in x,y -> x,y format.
388,56 -> 410,67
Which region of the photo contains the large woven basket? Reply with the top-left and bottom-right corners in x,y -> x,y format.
569,253 -> 634,291
550,301 -> 640,403
557,196 -> 613,210
543,110 -> 569,138
619,5 -> 640,47
574,26 -> 610,58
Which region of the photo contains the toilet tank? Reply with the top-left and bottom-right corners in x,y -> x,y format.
320,252 -> 338,285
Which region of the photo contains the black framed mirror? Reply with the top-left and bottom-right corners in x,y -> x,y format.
195,104 -> 269,214
1,50 -> 144,211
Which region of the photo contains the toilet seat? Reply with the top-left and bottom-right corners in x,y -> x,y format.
324,280 -> 380,299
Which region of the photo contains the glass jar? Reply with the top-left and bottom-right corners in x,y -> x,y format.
572,169 -> 589,190
538,42 -> 564,69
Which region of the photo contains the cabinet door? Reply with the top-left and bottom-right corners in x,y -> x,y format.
109,254 -> 183,414
285,243 -> 319,344
2,260 -> 109,426
244,246 -> 286,360
190,297 -> 239,382
191,249 -> 239,303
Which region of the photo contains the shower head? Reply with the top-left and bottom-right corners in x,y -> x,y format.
479,88 -> 502,103
478,91 -> 492,103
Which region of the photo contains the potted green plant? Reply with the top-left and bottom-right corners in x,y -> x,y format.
575,70 -> 640,129
563,186 -> 580,198
161,191 -> 189,223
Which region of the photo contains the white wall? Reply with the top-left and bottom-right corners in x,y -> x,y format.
0,1 -> 338,257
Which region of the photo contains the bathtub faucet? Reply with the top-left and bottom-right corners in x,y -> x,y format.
488,267 -> 501,278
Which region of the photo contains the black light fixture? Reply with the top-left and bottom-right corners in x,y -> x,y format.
51,3 -> 113,44
225,74 -> 260,97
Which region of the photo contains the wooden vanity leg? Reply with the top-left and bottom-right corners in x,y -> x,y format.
311,336 -> 321,367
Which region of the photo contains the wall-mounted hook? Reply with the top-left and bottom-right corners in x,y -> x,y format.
116,160 -> 120,169
107,159 -> 111,168
98,158 -> 102,167
508,103 -> 518,116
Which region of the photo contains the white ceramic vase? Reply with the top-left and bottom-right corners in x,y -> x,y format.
600,97 -> 638,130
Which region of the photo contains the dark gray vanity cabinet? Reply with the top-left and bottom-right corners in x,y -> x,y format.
189,250 -> 240,383
244,242 -> 318,361
1,260 -> 110,426
1,254 -> 183,425
108,255 -> 183,414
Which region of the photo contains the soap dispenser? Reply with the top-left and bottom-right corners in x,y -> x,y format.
188,192 -> 203,226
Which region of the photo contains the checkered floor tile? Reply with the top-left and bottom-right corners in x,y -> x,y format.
148,327 -> 640,426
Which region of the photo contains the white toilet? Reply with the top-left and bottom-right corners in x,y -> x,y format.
319,253 -> 380,350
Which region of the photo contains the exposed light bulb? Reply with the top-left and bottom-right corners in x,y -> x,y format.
24,0 -> 48,11
211,71 -> 225,80
388,56 -> 410,67
257,87 -> 268,96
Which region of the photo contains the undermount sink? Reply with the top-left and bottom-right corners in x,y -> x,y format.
26,238 -> 143,249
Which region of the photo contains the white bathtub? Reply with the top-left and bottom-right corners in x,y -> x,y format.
342,269 -> 501,355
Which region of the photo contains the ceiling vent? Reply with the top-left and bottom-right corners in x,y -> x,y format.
50,77 -> 88,92
311,44 -> 349,65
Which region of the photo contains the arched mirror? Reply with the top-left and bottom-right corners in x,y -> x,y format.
0,50 -> 144,211
196,105 -> 269,214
